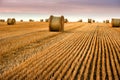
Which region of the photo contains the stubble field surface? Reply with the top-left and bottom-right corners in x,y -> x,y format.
0,22 -> 120,80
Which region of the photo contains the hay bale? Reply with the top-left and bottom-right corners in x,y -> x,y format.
20,20 -> 23,22
103,21 -> 106,23
78,19 -> 82,22
49,15 -> 64,32
0,19 -> 5,22
93,20 -> 95,23
40,19 -> 43,22
112,18 -> 120,27
106,20 -> 109,23
45,19 -> 49,22
12,18 -> 16,23
7,18 -> 12,25
7,18 -> 16,25
29,19 -> 34,22
88,19 -> 92,23
64,19 -> 68,23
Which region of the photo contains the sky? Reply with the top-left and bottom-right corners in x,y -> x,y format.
0,0 -> 120,22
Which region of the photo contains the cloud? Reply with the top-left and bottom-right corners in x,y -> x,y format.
0,0 -> 120,19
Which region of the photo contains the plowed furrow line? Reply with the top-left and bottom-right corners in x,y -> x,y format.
90,32 -> 99,80
96,29 -> 102,80
84,27 -> 98,80
52,31 -> 88,80
99,32 -> 102,80
107,40 -> 120,78
14,34 -> 75,77
103,34 -> 113,80
105,36 -> 115,80
81,28 -> 96,79
56,34 -> 88,80
20,33 -> 83,79
20,40 -> 75,80
111,28 -> 120,40
73,27 -> 96,79
50,26 -> 94,79
101,39 -> 106,80
0,34 -> 74,79
0,24 -> 85,74
0,34 -> 70,78
9,23 -> 84,79
46,25 -> 93,80
104,28 -> 120,73
105,33 -> 119,79
12,40 -> 71,80
49,34 -> 87,80
31,38 -> 77,79
79,27 -> 95,79
44,33 -> 84,80
104,38 -> 109,80
33,33 -> 84,79
0,23 -> 119,80
63,33 -> 89,80
99,27 -> 106,80
0,33 -> 70,74
107,29 -> 120,61
0,28 -> 84,79
90,26 -> 102,80
107,28 -> 120,45
23,43 -> 73,80
37,36 -> 80,80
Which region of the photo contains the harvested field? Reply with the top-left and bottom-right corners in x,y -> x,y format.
0,22 -> 120,80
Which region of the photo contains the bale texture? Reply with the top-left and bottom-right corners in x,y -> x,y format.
106,20 -> 109,23
45,19 -> 49,22
29,19 -> 34,22
49,15 -> 64,32
78,19 -> 82,22
64,19 -> 68,23
7,18 -> 16,25
40,19 -> 43,22
0,19 -> 5,22
20,20 -> 23,22
88,19 -> 92,23
93,20 -> 95,23
112,18 -> 120,27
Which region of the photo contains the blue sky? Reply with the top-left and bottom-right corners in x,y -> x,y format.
0,0 -> 120,22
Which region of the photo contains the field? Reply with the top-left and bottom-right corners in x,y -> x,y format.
0,22 -> 120,80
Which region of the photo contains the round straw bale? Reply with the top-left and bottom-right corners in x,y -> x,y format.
64,19 -> 68,23
106,20 -> 109,23
12,18 -> 16,24
29,19 -> 34,22
103,21 -> 105,23
93,20 -> 95,23
78,19 -> 82,22
112,18 -> 120,27
0,19 -> 5,22
40,19 -> 43,22
49,15 -> 64,32
45,19 -> 49,22
88,19 -> 92,23
7,18 -> 16,25
20,20 -> 23,22
7,18 -> 12,25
